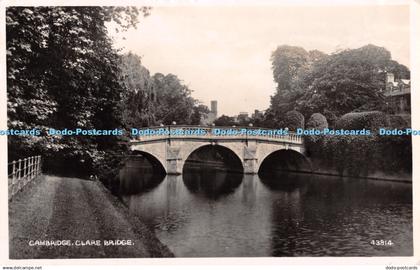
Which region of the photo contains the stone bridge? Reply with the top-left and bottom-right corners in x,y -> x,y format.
129,126 -> 306,174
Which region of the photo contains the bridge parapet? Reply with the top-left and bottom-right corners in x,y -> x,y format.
131,126 -> 302,145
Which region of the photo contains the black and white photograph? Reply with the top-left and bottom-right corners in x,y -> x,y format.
2,0 -> 419,268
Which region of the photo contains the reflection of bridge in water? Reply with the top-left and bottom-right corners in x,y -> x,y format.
129,126 -> 309,175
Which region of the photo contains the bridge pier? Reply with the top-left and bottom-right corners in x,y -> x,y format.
243,159 -> 258,174
166,160 -> 182,175
243,141 -> 258,174
166,145 -> 183,174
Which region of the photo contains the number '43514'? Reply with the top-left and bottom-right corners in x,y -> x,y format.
370,240 -> 394,246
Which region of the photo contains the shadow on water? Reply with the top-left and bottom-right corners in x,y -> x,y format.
182,167 -> 243,199
183,144 -> 244,174
119,156 -> 165,195
258,149 -> 312,174
180,144 -> 244,199
259,171 -> 309,192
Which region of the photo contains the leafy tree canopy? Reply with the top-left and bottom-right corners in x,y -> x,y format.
7,6 -> 149,177
214,115 -> 237,126
268,44 -> 410,125
119,52 -> 199,128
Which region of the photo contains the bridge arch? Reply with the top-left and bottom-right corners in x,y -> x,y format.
129,150 -> 167,175
182,143 -> 244,173
258,149 -> 312,174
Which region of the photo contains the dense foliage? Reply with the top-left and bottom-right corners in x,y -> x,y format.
214,115 -> 237,126
7,6 -> 206,187
268,44 -> 410,125
7,7 -> 150,180
191,105 -> 210,125
151,73 -> 197,125
306,134 -> 411,177
120,52 -> 155,128
268,44 -> 411,178
305,112 -> 411,177
306,113 -> 328,130
334,111 -> 389,132
282,110 -> 305,131
120,53 -> 204,129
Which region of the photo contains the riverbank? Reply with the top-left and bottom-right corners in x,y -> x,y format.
9,175 -> 173,259
313,170 -> 412,183
263,168 -> 412,183
309,160 -> 412,183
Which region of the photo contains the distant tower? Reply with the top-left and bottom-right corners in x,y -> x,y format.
200,100 -> 218,125
211,100 -> 218,118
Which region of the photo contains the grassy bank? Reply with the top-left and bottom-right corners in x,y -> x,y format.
9,175 -> 173,259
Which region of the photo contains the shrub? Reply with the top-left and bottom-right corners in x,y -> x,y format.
387,115 -> 410,129
323,110 -> 338,128
306,113 -> 328,130
307,133 -> 411,177
335,111 -> 389,132
375,135 -> 412,174
283,110 -> 305,131
304,113 -> 328,155
305,110 -> 411,177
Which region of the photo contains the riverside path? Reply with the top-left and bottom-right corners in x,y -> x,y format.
9,175 -> 173,259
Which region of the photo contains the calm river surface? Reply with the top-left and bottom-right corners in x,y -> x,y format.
119,164 -> 412,257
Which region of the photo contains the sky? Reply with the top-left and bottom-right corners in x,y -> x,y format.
111,5 -> 409,116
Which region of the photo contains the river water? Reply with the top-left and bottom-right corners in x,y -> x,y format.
119,164 -> 412,257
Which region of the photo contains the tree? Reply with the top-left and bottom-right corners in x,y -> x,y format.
119,52 -> 200,128
296,45 -> 409,118
191,104 -> 210,125
268,44 -> 409,123
120,52 -> 156,128
214,115 -> 237,126
120,52 -> 152,96
7,7 -> 150,178
249,110 -> 265,127
269,46 -> 308,122
271,45 -> 309,92
152,73 -> 197,125
269,46 -> 327,124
